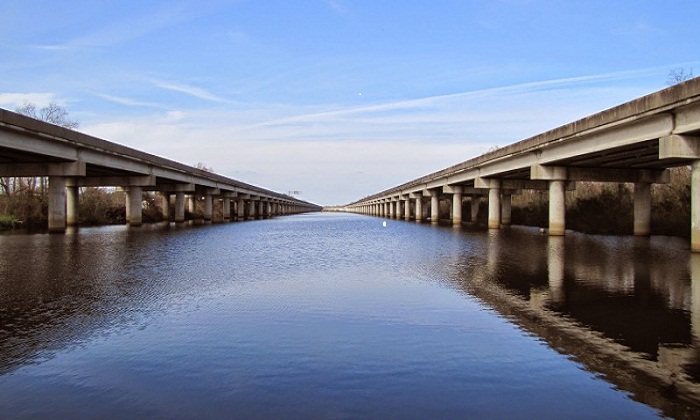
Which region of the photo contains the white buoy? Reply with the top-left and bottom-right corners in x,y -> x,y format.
382,221 -> 387,227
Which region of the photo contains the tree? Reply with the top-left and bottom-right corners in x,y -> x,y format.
1,101 -> 80,227
666,68 -> 694,86
15,101 -> 79,129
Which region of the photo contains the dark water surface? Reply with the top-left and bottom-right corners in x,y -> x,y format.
0,212 -> 698,418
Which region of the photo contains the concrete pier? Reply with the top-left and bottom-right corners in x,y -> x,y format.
634,183 -> 651,236
471,197 -> 480,223
127,187 -> 143,226
549,180 -> 566,236
501,191 -> 512,227
693,161 -> 700,252
222,197 -> 231,221
430,192 -> 439,224
66,186 -> 79,226
175,192 -> 185,223
451,187 -> 462,226
488,186 -> 501,230
161,193 -> 170,220
48,176 -> 67,233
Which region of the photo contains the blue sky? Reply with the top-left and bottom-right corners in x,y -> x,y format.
1,1 -> 699,205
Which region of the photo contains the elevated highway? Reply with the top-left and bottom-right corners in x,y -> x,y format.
0,109 -> 320,231
344,78 -> 700,251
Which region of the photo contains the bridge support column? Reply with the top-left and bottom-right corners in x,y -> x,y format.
431,193 -> 439,224
204,194 -> 213,221
404,197 -> 411,221
471,196 -> 480,223
175,192 -> 185,223
501,191 -> 512,226
48,176 -> 66,233
415,198 -> 423,222
452,187 -> 463,226
161,193 -> 170,220
549,180 -> 566,236
237,199 -> 245,220
395,200 -> 401,220
488,185 -> 501,229
127,187 -> 143,226
222,198 -> 231,221
66,185 -> 79,226
693,161 -> 700,252
187,195 -> 196,215
249,200 -> 256,220
634,183 -> 651,236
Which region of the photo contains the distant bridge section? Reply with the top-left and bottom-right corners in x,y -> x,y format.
344,78 -> 700,251
0,109 -> 321,232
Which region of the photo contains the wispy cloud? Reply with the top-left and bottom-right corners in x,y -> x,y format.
151,79 -> 233,104
94,93 -> 164,108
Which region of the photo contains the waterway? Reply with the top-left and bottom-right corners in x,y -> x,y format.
0,212 -> 698,418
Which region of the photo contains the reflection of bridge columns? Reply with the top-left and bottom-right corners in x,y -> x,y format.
547,236 -> 565,304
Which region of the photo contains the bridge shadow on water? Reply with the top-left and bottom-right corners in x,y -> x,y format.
440,224 -> 700,418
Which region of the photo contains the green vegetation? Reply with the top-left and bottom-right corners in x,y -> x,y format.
0,214 -> 19,230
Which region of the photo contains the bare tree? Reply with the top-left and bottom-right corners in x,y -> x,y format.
2,102 -> 80,224
15,101 -> 79,129
666,68 -> 694,86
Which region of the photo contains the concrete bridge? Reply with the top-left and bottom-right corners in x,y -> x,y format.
0,109 -> 320,232
342,78 -> 700,251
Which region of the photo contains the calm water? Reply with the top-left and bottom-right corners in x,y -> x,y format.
0,212 -> 698,418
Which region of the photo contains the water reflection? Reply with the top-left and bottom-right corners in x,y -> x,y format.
449,226 -> 700,417
0,216 -> 698,417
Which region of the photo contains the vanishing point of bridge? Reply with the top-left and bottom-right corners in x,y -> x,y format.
342,78 -> 700,252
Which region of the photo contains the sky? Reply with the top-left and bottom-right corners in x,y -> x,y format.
1,1 -> 699,205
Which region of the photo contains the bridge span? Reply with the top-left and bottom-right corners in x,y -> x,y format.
342,78 -> 700,251
0,109 -> 320,232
